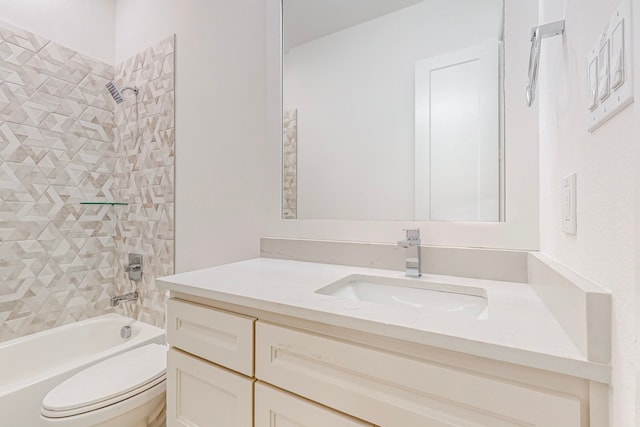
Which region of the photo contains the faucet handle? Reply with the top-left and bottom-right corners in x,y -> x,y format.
127,253 -> 143,282
125,263 -> 141,272
403,229 -> 420,240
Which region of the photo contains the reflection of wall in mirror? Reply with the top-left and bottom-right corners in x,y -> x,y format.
283,0 -> 503,221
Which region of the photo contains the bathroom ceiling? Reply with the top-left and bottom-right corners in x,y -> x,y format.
283,0 -> 423,50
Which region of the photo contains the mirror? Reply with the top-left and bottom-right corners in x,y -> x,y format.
282,0 -> 504,222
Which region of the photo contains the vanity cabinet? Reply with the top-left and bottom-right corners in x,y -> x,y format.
166,297 -> 593,427
166,299 -> 371,427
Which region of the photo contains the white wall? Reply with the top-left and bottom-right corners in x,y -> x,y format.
0,0 -> 114,63
267,0 -> 540,250
115,0 -> 267,273
538,0 -> 638,424
114,0 -> 172,63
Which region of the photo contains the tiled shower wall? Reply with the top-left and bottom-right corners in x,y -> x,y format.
0,23 -> 174,341
112,36 -> 175,327
282,109 -> 297,219
0,23 -> 116,340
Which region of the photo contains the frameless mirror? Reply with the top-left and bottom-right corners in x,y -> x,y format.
282,0 -> 504,222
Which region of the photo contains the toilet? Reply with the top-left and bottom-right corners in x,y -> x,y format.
41,344 -> 167,427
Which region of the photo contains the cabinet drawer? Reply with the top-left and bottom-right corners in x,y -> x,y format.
167,349 -> 254,427
256,322 -> 582,427
255,381 -> 373,427
167,299 -> 255,376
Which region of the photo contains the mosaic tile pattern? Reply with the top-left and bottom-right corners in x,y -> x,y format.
112,35 -> 175,328
0,23 -> 175,341
0,23 -> 117,341
282,109 -> 297,219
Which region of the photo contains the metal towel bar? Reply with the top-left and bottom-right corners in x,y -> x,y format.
526,20 -> 565,106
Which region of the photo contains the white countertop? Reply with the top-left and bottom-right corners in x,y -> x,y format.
157,258 -> 610,383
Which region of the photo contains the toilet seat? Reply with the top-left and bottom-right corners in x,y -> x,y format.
42,344 -> 166,419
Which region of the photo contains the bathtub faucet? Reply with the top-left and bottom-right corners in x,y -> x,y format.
110,291 -> 138,307
397,229 -> 421,277
125,253 -> 143,282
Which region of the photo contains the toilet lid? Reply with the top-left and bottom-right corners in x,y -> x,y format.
42,344 -> 166,415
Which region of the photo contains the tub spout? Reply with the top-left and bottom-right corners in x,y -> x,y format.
110,291 -> 138,307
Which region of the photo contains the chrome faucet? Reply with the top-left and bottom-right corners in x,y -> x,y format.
110,291 -> 138,307
397,229 -> 421,277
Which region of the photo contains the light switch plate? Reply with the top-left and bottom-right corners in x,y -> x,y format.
588,57 -> 599,110
597,40 -> 610,102
587,0 -> 633,132
561,174 -> 577,235
611,20 -> 625,89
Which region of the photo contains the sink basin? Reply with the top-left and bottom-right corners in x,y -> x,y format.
316,274 -> 488,319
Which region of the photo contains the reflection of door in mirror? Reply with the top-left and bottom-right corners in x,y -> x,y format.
282,0 -> 504,221
415,42 -> 501,222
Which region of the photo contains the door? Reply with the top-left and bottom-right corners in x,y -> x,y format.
414,41 -> 502,222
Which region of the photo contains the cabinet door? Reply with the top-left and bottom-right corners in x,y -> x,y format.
255,382 -> 373,427
167,348 -> 253,427
167,299 -> 255,376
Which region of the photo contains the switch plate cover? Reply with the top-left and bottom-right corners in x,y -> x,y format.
597,40 -> 610,101
587,57 -> 599,110
611,19 -> 625,89
587,0 -> 633,132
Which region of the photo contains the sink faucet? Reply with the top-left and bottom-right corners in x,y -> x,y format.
397,229 -> 421,277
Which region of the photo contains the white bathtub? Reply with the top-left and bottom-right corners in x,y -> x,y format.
0,314 -> 165,427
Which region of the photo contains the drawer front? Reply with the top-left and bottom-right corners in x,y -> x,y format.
167,299 -> 255,376
167,348 -> 254,427
255,382 -> 373,427
256,322 -> 582,427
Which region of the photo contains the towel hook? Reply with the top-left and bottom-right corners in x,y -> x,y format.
526,20 -> 565,106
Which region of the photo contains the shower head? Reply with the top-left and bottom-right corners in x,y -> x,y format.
105,81 -> 139,104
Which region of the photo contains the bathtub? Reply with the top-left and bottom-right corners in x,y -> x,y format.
0,313 -> 165,427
